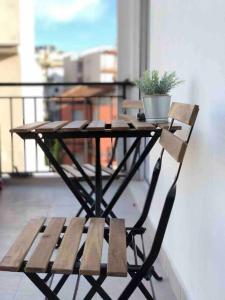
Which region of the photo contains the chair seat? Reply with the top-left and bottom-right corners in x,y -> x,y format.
61,163 -> 125,180
0,217 -> 127,277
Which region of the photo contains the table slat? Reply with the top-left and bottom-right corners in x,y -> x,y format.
35,121 -> 69,132
131,121 -> 156,130
10,122 -> 50,133
52,218 -> 85,274
25,218 -> 66,273
60,120 -> 88,131
80,218 -> 105,275
0,218 -> 45,271
111,120 -> 130,131
87,121 -> 105,131
107,219 -> 127,277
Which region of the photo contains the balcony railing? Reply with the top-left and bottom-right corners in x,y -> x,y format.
0,81 -> 133,176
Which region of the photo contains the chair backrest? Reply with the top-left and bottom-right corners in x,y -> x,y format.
134,101 -> 199,267
169,102 -> 199,126
121,100 -> 143,111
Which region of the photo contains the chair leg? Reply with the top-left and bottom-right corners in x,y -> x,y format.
83,269 -> 153,300
25,273 -> 60,300
53,274 -> 70,295
151,266 -> 163,281
84,275 -> 112,300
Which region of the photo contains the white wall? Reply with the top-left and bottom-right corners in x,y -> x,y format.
19,0 -> 46,172
149,1 -> 225,299
117,0 -> 140,92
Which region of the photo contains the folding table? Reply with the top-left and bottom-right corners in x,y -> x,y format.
11,119 -> 180,219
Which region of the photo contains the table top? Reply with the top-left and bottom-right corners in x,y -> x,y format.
11,120 -> 181,139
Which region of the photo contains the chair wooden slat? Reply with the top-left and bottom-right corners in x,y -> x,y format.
80,218 -> 105,275
25,218 -> 66,273
159,129 -> 187,163
10,122 -> 50,133
61,164 -> 83,178
35,121 -> 69,132
82,163 -> 110,177
107,219 -> 127,277
169,102 -> 199,126
0,218 -> 45,272
158,123 -> 182,130
122,100 -> 143,110
87,121 -> 105,131
60,120 -> 88,131
119,114 -> 137,122
52,218 -> 85,274
131,121 -> 155,130
101,166 -> 114,175
111,120 -> 130,131
101,166 -> 125,177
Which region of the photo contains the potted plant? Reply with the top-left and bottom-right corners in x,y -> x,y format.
135,70 -> 183,123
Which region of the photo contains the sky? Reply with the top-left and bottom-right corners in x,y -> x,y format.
34,0 -> 117,54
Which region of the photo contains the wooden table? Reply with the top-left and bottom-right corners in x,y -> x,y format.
11,119 -> 180,218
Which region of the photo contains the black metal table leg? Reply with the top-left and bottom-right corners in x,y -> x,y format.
25,273 -> 60,300
36,136 -> 94,217
102,132 -> 160,219
58,136 -> 117,218
95,137 -> 102,216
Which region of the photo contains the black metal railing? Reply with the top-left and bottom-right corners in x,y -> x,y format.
0,81 -> 133,175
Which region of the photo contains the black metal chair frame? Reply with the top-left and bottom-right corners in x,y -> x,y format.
76,112 -> 197,299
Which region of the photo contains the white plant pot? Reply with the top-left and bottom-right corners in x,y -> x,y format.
142,95 -> 171,123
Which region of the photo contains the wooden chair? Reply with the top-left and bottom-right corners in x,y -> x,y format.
119,99 -> 143,122
116,99 -> 144,172
0,102 -> 199,299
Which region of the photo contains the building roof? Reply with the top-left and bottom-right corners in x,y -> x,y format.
56,85 -> 114,101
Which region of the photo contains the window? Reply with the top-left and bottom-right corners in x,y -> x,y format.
72,109 -> 84,121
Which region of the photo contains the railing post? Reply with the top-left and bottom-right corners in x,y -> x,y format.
122,82 -> 127,171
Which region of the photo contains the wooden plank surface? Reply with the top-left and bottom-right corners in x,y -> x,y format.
111,120 -> 130,131
101,166 -> 125,177
86,121 -> 105,131
61,164 -> 83,178
10,121 -> 50,133
83,163 -> 110,177
158,123 -> 182,131
131,121 -> 155,130
169,102 -> 199,126
0,218 -> 45,271
52,218 -> 85,274
35,121 -> 69,132
80,218 -> 105,275
119,114 -> 137,122
107,219 -> 127,277
101,166 -> 114,175
60,120 -> 88,131
25,218 -> 66,273
122,100 -> 143,110
159,129 -> 187,162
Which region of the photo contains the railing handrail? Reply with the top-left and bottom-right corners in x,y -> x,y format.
0,80 -> 134,87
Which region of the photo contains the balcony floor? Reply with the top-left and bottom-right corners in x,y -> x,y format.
0,176 -> 176,299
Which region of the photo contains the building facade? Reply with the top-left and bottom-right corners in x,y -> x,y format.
0,0 -> 45,174
60,47 -> 118,166
64,47 -> 117,83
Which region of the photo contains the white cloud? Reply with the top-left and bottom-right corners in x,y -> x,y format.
35,0 -> 105,23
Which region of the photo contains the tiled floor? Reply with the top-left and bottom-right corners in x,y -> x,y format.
0,176 -> 176,299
